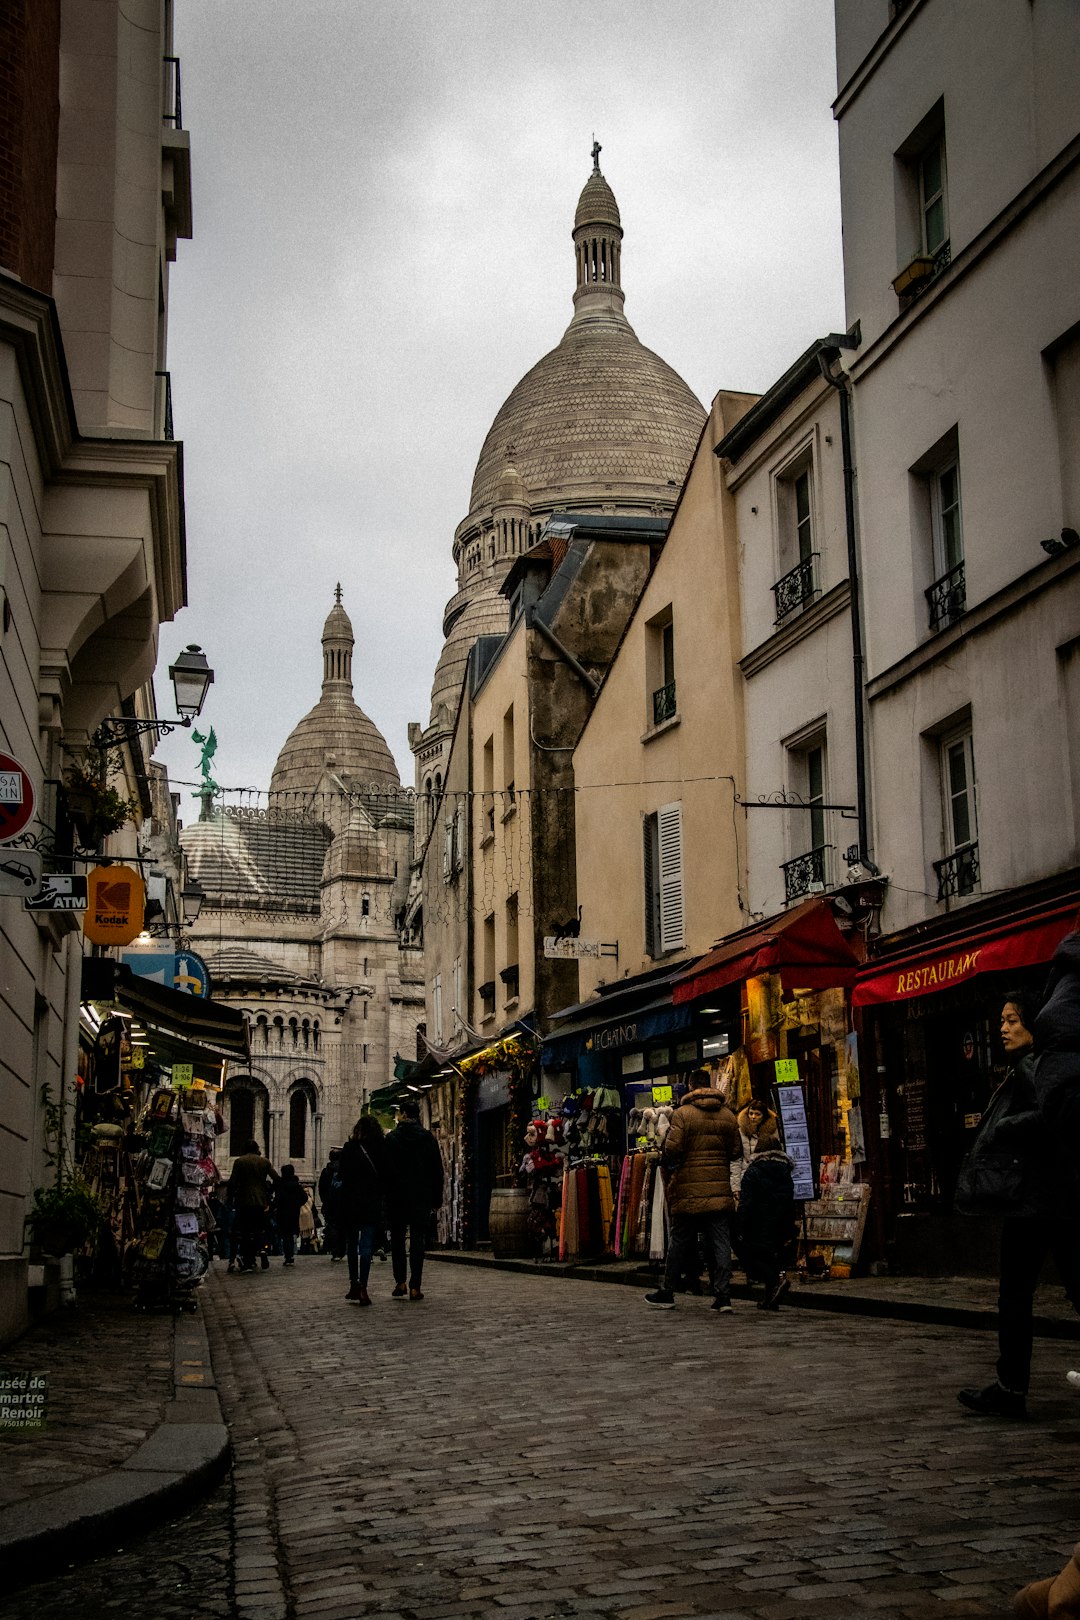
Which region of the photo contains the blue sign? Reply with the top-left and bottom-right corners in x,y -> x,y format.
121,950 -> 211,998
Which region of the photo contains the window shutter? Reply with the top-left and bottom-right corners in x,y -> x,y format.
657,801 -> 685,952
643,815 -> 657,958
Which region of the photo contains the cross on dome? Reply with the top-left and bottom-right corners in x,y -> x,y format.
591,136 -> 601,171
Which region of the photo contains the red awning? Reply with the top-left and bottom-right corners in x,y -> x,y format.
672,899 -> 862,1005
851,903 -> 1077,1008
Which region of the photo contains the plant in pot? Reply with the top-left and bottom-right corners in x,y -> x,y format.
28,1174 -> 106,1257
63,744 -> 138,847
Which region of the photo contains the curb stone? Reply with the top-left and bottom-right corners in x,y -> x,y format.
0,1300 -> 230,1591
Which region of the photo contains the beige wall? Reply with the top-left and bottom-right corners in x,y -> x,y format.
573,393 -> 755,995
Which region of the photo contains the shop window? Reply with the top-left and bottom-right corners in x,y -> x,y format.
644,606 -> 676,730
935,725 -> 979,900
643,802 -> 684,956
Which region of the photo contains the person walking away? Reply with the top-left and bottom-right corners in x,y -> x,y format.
228,1140 -> 279,1273
644,1069 -> 742,1312
298,1193 -> 317,1254
738,1135 -> 797,1309
383,1099 -> 444,1300
273,1164 -> 309,1266
337,1114 -> 386,1304
318,1147 -> 346,1260
957,988 -> 1079,1418
729,1098 -> 779,1200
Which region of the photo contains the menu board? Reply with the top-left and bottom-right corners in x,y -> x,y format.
774,1073 -> 815,1200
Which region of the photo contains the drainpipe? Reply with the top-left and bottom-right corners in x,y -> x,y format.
817,329 -> 877,875
527,608 -> 600,696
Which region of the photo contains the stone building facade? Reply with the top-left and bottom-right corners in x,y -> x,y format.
181,593 -> 424,1189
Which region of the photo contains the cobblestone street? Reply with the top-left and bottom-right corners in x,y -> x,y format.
6,1258 -> 1080,1620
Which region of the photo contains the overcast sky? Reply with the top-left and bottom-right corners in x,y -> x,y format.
154,0 -> 845,811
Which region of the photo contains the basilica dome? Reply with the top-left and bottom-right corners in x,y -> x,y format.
270,590 -> 400,796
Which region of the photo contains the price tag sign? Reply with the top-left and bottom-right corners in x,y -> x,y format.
171,1063 -> 194,1088
535,1096 -> 549,1112
774,1059 -> 800,1084
651,1084 -> 673,1104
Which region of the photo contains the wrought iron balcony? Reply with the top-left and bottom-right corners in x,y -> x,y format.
772,553 -> 819,625
934,842 -> 979,901
926,560 -> 966,630
652,680 -> 677,726
781,845 -> 830,905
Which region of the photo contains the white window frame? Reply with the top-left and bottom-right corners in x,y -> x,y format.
772,440 -> 818,590
941,726 -> 977,857
931,456 -> 963,577
919,131 -> 948,259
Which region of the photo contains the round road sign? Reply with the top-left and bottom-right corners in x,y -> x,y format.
0,751 -> 36,844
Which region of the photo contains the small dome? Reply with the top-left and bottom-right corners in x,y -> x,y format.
575,167 -> 621,231
494,461 -> 528,508
322,600 -> 352,639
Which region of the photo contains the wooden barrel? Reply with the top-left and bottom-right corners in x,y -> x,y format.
488,1185 -> 531,1258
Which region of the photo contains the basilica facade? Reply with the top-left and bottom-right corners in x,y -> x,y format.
180,593 -> 423,1188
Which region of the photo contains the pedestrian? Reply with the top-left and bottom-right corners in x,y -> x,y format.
957,987 -> 1080,1418
318,1147 -> 346,1260
729,1097 -> 779,1199
383,1097 -> 444,1301
644,1068 -> 742,1312
272,1163 -> 309,1267
337,1114 -> 386,1305
737,1135 -> 797,1309
298,1194 -> 317,1254
227,1139 -> 279,1273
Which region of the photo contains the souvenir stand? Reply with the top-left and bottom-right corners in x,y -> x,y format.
126,1083 -> 219,1311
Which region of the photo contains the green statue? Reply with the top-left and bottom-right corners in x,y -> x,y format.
191,726 -> 219,796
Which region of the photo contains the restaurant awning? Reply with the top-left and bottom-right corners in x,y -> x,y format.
672,898 -> 862,1005
81,957 -> 249,1058
851,900 -> 1077,1008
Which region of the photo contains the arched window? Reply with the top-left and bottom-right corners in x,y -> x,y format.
289,1088 -> 308,1159
272,1016 -> 284,1047
301,1018 -> 310,1049
312,1020 -> 320,1052
289,1017 -> 298,1048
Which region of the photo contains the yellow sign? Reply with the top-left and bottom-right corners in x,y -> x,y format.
774,1059 -> 800,1084
652,1084 -> 673,1104
82,864 -> 145,946
172,1063 -> 194,1087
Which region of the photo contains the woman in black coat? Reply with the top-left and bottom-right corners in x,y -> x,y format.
336,1114 -> 385,1306
958,976 -> 1080,1418
737,1141 -> 797,1310
272,1164 -> 309,1267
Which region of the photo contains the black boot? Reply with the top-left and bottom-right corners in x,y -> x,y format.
957,1380 -> 1027,1418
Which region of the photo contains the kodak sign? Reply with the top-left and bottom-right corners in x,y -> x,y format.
83,864 -> 145,946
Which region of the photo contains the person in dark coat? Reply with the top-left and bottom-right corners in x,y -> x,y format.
383,1099 -> 444,1300
317,1147 -> 345,1260
337,1114 -> 385,1305
738,1137 -> 797,1310
644,1070 -> 742,1312
272,1164 -> 309,1267
958,982 -> 1080,1418
227,1140 -> 279,1273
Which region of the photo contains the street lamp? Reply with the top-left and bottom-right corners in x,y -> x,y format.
94,645 -> 214,750
181,877 -> 205,926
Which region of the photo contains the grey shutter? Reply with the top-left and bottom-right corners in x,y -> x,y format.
657,801 -> 685,952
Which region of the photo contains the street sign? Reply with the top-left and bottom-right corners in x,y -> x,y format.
0,751 -> 36,844
173,952 -> 211,997
83,864 -> 145,945
0,851 -> 42,897
543,936 -> 602,959
25,873 -> 87,912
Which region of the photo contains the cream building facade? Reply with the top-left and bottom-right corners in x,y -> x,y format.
0,0 -> 192,1341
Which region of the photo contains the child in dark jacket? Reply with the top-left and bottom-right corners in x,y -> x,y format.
737,1140 -> 797,1310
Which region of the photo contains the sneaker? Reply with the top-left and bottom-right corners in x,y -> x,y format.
762,1278 -> 791,1312
957,1380 -> 1027,1419
392,1283 -> 408,1299
712,1295 -> 734,1313
409,1286 -> 424,1301
644,1289 -> 675,1308
1068,1371 -> 1080,1388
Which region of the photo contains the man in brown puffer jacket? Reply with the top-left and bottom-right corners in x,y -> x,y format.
644,1070 -> 742,1313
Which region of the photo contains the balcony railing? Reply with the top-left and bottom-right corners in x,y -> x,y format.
163,56 -> 183,128
652,680 -> 677,726
926,560 -> 966,630
934,842 -> 979,901
772,553 -> 819,625
781,845 -> 831,905
155,370 -> 174,440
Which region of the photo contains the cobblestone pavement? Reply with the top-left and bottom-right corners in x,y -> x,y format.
206,1257 -> 1080,1620
5,1257 -> 1080,1620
